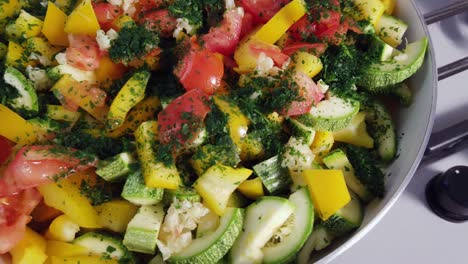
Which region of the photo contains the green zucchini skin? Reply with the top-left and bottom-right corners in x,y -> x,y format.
168,208 -> 244,264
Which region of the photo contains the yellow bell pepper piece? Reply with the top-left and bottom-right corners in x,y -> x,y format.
37,170 -> 102,228
213,96 -> 249,152
0,104 -> 37,145
252,0 -> 306,44
42,2 -> 69,46
381,0 -> 395,14
46,240 -> 90,257
52,74 -> 109,122
303,169 -> 351,220
0,0 -> 20,20
64,0 -> 100,36
45,214 -> 80,242
194,164 -> 252,215
135,121 -> 181,190
14,10 -> 44,38
240,134 -> 264,161
237,177 -> 264,200
333,112 -> 374,148
352,0 -> 385,25
290,51 -> 323,78
10,227 -> 47,264
234,38 -> 283,74
310,130 -> 334,161
107,96 -> 160,138
50,256 -> 118,264
95,200 -> 138,233
95,56 -> 125,88
111,15 -> 135,31
6,41 -> 35,68
26,37 -> 63,66
46,105 -> 81,124
106,70 -> 150,131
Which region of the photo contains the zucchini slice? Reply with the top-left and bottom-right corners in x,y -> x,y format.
4,66 -> 39,115
229,196 -> 295,264
364,100 -> 397,162
296,96 -> 360,132
359,37 -> 428,89
262,188 -> 315,264
121,169 -> 164,206
323,192 -> 363,236
73,232 -> 133,262
168,207 -> 244,264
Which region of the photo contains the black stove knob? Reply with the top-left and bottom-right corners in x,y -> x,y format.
425,166 -> 468,223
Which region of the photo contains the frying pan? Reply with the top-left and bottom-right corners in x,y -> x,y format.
309,0 -> 438,262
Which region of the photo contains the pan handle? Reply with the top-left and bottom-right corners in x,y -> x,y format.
422,1 -> 468,81
424,120 -> 468,160
423,1 -> 468,25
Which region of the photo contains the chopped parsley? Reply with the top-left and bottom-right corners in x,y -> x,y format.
109,25 -> 160,65
54,130 -> 134,159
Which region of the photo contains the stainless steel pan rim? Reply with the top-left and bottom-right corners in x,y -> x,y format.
312,0 -> 438,262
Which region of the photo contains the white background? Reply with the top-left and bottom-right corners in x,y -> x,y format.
332,0 -> 468,263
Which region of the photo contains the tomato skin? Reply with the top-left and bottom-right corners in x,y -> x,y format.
249,40 -> 290,67
158,89 -> 211,148
282,42 -> 327,57
240,12 -> 254,38
0,146 -> 97,197
288,4 -> 349,46
92,2 -> 122,31
0,136 -> 14,166
174,43 -> 224,95
140,9 -> 177,38
239,0 -> 289,24
139,0 -> 166,12
203,8 -> 244,56
66,34 -> 102,71
0,188 -> 42,254
281,71 -> 324,117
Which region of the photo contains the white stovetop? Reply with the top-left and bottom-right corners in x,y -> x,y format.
332,1 -> 468,263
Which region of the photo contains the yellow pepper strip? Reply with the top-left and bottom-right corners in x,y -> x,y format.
6,41 -> 35,68
135,121 -> 181,190
310,130 -> 334,162
0,104 -> 37,145
46,105 -> 81,124
0,0 -> 20,20
108,96 -> 160,138
332,112 -> 374,148
106,70 -> 150,131
10,227 -> 47,264
237,177 -> 264,200
52,75 -> 109,122
13,10 -> 44,39
64,0 -> 100,36
290,51 -> 323,78
95,56 -> 125,89
194,164 -> 252,215
26,37 -> 63,66
352,0 -> 385,26
95,200 -> 138,233
37,169 -> 102,228
381,0 -> 396,14
45,214 -> 80,242
46,241 -> 90,258
213,96 -> 249,153
252,0 -> 307,44
50,256 -> 118,264
42,2 -> 69,46
303,169 -> 351,220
